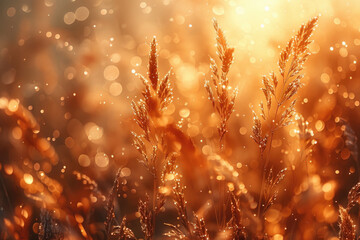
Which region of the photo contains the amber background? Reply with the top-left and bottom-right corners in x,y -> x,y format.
1,0 -> 360,239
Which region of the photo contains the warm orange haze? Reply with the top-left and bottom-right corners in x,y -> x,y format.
1,0 -> 360,239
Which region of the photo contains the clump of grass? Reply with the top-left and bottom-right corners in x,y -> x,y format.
252,17 -> 319,228
205,19 -> 237,148
131,37 -> 177,239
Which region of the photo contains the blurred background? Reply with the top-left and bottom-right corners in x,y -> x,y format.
1,0 -> 360,239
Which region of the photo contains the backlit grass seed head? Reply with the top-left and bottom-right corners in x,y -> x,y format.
205,19 -> 237,145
